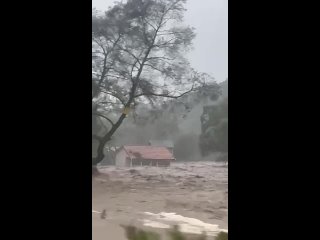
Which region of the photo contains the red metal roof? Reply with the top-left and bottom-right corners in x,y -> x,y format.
123,145 -> 175,160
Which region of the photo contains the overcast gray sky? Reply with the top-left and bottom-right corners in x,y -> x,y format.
92,0 -> 228,83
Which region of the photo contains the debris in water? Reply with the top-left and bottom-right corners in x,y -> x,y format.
100,209 -> 107,219
195,175 -> 204,178
129,169 -> 139,174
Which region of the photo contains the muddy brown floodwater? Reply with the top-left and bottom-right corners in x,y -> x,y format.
92,161 -> 228,240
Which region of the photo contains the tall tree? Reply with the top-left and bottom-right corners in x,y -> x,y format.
199,97 -> 228,157
92,0 -> 217,171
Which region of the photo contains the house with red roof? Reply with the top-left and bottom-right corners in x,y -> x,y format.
115,145 -> 175,167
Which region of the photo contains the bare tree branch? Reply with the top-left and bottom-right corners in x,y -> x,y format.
92,35 -> 122,100
146,56 -> 175,62
125,12 -> 166,101
101,90 -> 126,105
92,112 -> 115,126
144,18 -> 157,31
130,59 -> 140,81
154,37 -> 177,48
157,31 -> 187,35
92,38 -> 107,55
162,0 -> 182,19
117,47 -> 142,65
92,134 -> 102,141
160,18 -> 171,27
105,74 -> 130,81
143,64 -> 166,73
134,84 -> 195,99
92,39 -> 108,88
107,33 -> 122,44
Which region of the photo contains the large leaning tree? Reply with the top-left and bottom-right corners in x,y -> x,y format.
92,0 -> 219,171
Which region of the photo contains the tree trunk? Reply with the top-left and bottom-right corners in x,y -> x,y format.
92,29 -> 158,174
92,113 -> 127,174
92,165 -> 99,176
92,143 -> 106,176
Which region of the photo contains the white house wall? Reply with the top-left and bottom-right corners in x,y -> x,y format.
115,149 -> 128,167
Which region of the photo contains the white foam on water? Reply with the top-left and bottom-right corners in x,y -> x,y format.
142,219 -> 171,229
143,212 -> 228,236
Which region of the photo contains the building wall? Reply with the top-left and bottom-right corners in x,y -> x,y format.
157,159 -> 171,167
132,158 -> 171,167
115,149 -> 172,167
115,149 -> 129,167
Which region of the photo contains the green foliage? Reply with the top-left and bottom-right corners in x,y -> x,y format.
122,225 -> 214,240
167,225 -> 185,240
122,225 -> 161,240
199,97 -> 228,156
215,232 -> 228,240
167,226 -> 207,240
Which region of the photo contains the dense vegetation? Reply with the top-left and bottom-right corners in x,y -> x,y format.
199,97 -> 228,159
122,225 -> 228,240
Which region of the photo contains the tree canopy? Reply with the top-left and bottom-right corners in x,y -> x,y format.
199,97 -> 228,156
92,0 -> 220,167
